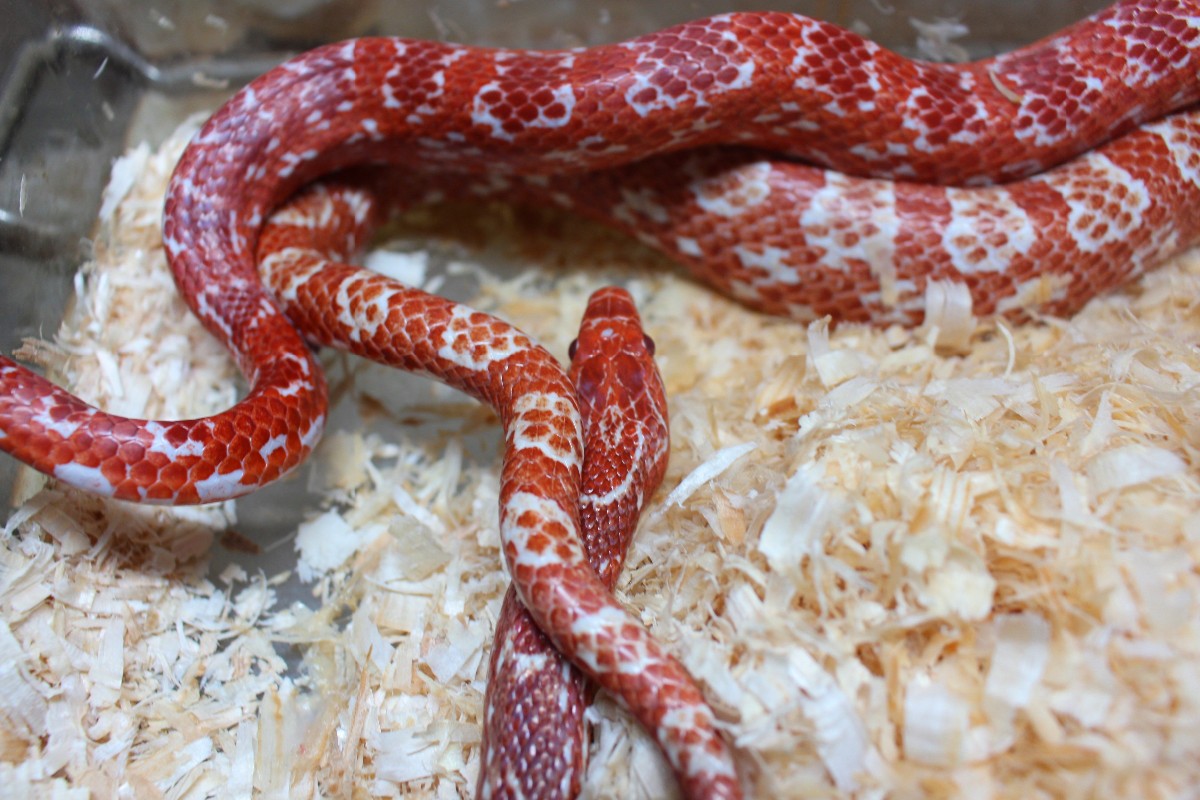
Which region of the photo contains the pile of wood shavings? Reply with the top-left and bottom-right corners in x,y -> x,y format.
2,117 -> 1200,799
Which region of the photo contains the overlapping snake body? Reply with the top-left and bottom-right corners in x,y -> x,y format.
0,1 -> 1199,797
477,288 -> 670,799
2,0 -> 1196,506
256,182 -> 731,797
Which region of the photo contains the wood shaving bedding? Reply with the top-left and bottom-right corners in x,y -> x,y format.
2,115 -> 1199,800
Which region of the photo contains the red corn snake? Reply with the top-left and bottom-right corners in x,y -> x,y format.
2,0 -> 1200,795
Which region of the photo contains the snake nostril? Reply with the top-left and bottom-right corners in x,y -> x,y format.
643,334 -> 656,356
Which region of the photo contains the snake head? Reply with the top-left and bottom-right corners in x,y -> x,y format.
568,287 -> 662,410
568,286 -> 670,495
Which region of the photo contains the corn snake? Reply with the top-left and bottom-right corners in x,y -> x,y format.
1,0 -> 1199,796
477,287 -> 670,799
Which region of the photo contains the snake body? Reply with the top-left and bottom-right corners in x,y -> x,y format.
336,101 -> 1200,330
478,288 -> 670,799
0,1 -> 1199,796
255,183 -> 731,796
500,108 -> 1200,326
1,0 -> 1197,500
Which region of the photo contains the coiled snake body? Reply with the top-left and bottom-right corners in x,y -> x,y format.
256,183 -> 681,797
2,1 -> 1200,797
477,286 -> 670,800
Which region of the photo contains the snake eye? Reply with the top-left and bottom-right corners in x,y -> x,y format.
567,338 -> 579,360
643,334 -> 656,356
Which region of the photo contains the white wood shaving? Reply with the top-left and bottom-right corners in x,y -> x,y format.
658,442 -> 758,511
923,278 -> 976,353
985,614 -> 1052,710
295,509 -> 377,581
1085,444 -> 1188,494
903,673 -> 970,767
912,17 -> 972,63
365,249 -> 430,287
758,462 -> 844,574
1,112 -> 1199,799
